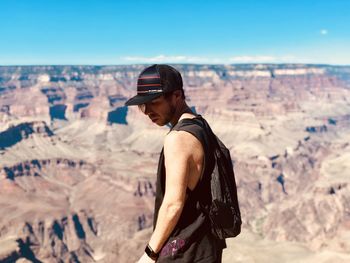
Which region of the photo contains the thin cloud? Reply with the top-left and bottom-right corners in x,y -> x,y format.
122,55 -> 210,63
229,56 -> 276,63
229,55 -> 298,63
122,54 -> 305,64
320,29 -> 328,35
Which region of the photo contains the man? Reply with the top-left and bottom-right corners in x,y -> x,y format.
125,64 -> 225,262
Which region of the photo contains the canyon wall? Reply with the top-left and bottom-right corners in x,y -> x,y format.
0,64 -> 350,262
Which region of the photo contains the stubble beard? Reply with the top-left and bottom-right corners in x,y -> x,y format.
158,103 -> 176,126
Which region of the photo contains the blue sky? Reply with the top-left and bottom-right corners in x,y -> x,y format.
0,0 -> 349,65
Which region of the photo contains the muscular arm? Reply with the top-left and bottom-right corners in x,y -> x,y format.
147,130 -> 201,254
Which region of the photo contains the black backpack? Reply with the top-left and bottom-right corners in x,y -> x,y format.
197,116 -> 242,239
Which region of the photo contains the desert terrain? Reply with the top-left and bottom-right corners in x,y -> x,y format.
0,64 -> 349,262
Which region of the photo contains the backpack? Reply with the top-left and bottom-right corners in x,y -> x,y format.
197,116 -> 242,239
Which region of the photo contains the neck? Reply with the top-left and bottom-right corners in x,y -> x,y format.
169,101 -> 194,126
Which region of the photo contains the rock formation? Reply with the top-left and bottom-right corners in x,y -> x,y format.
0,64 -> 350,262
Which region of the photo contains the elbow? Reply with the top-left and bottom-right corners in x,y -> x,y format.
162,201 -> 183,219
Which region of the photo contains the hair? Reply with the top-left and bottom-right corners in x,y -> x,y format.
164,89 -> 186,100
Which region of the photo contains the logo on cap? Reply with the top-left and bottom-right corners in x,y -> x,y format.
137,65 -> 163,94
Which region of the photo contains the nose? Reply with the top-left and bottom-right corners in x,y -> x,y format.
138,104 -> 146,114
138,103 -> 152,115
144,104 -> 152,115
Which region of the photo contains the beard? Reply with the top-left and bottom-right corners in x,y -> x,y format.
155,101 -> 177,126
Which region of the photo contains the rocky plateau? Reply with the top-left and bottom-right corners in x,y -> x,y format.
0,64 -> 350,262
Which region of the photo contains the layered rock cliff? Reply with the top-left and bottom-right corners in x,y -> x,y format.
1,64 -> 350,262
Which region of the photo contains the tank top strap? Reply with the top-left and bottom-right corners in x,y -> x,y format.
170,116 -> 214,196
170,115 -> 210,153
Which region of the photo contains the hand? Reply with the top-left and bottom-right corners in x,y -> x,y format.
136,252 -> 156,263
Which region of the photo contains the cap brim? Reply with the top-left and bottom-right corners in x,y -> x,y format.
125,93 -> 163,106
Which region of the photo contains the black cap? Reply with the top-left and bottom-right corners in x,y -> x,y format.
125,64 -> 183,106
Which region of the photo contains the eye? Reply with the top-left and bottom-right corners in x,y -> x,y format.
151,99 -> 162,105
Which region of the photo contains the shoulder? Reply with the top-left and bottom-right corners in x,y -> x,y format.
164,129 -> 203,157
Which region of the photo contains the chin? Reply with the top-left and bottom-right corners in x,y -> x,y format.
150,116 -> 168,126
154,120 -> 167,126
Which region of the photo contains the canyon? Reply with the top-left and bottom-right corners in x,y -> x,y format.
0,64 -> 350,262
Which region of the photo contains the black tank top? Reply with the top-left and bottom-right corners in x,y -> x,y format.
153,116 -> 226,262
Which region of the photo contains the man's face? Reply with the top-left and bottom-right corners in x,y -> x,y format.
138,95 -> 175,126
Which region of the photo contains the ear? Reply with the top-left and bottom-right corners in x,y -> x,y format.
173,90 -> 182,101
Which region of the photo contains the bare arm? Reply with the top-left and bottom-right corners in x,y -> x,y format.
148,131 -> 196,253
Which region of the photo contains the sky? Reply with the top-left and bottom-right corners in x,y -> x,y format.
0,0 -> 349,65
